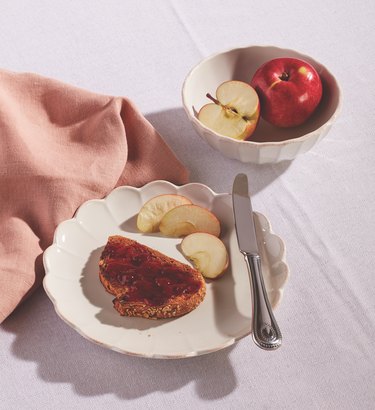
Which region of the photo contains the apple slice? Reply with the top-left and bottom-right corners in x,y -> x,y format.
159,204 -> 220,237
198,80 -> 260,140
137,194 -> 192,233
181,233 -> 229,279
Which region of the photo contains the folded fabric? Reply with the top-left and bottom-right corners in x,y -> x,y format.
0,69 -> 189,323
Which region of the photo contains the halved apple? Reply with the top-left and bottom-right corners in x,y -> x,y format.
137,194 -> 192,233
198,80 -> 260,140
181,232 -> 229,279
159,204 -> 220,237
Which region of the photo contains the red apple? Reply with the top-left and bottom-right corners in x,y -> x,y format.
250,57 -> 323,128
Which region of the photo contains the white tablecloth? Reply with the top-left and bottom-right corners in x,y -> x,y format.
1,1 -> 374,409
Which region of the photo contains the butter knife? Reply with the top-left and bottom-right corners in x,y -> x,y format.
232,173 -> 282,350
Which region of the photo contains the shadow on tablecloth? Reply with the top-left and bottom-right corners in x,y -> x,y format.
2,288 -> 238,400
146,108 -> 291,194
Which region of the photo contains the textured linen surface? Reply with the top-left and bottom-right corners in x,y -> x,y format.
0,69 -> 188,323
1,1 -> 375,410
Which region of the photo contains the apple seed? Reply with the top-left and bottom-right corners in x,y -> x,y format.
205,93 -> 249,122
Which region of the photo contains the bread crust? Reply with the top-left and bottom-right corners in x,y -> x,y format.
99,235 -> 206,319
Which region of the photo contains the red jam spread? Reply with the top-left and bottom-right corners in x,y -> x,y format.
102,240 -> 201,306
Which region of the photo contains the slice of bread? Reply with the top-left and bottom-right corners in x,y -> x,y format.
99,235 -> 206,319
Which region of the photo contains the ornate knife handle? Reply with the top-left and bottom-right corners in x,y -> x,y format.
243,253 -> 282,350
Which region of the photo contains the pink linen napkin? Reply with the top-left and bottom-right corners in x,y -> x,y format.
0,69 -> 189,323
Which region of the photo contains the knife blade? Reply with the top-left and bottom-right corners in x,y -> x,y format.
232,173 -> 282,350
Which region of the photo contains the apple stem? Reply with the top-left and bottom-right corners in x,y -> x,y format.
206,93 -> 221,106
279,72 -> 289,81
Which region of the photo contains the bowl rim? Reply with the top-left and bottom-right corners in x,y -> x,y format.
182,44 -> 343,147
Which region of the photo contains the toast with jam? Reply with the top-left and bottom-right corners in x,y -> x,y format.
99,235 -> 206,319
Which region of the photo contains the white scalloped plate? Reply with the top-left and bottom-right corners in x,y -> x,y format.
43,181 -> 289,358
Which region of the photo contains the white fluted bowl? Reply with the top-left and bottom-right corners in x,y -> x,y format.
182,45 -> 342,164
